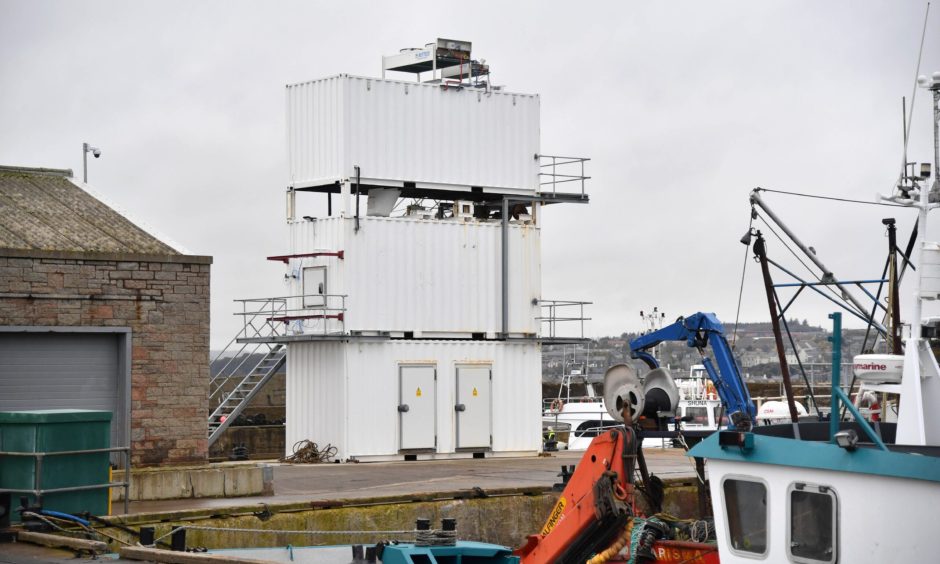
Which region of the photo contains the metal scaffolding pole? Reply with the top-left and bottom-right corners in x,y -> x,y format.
753,232 -> 801,427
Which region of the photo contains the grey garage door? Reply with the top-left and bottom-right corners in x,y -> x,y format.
0,332 -> 126,450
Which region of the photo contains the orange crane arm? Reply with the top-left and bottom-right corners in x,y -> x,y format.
515,427 -> 638,564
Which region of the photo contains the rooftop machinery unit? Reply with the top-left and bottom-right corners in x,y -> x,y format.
255,39 -> 590,462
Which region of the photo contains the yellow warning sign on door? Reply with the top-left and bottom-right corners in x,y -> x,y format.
472,387 -> 478,397
416,387 -> 422,397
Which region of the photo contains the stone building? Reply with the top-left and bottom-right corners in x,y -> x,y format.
0,165 -> 211,466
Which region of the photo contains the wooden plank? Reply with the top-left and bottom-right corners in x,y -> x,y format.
120,546 -> 276,564
16,530 -> 108,552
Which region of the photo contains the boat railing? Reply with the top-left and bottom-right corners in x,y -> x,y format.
543,395 -> 606,412
572,421 -> 621,438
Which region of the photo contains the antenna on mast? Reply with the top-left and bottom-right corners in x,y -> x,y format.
898,2 -> 931,195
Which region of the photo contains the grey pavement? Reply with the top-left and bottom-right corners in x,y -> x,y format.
129,448 -> 696,515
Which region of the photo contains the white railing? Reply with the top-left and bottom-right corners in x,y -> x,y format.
539,155 -> 590,196
235,293 -> 348,338
210,298 -> 287,399
537,299 -> 592,340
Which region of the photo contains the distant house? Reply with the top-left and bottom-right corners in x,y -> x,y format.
0,165 -> 212,466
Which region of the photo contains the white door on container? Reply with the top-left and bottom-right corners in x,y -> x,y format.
399,365 -> 436,451
455,365 -> 492,449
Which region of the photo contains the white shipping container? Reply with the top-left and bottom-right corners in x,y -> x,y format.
286,340 -> 541,461
286,75 -> 541,193
285,216 -> 540,336
284,341 -> 347,455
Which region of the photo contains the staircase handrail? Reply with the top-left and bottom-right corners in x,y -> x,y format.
209,298 -> 286,399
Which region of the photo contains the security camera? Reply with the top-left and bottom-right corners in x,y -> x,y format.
84,143 -> 101,158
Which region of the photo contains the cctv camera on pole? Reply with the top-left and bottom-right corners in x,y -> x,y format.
82,142 -> 101,183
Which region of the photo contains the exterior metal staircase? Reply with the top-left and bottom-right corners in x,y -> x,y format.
207,299 -> 287,447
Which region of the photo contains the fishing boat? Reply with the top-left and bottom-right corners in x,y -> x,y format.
543,359 -> 617,450
686,72 -> 940,562
673,365 -> 724,432
544,363 -> 726,450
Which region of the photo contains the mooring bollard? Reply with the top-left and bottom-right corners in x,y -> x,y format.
170,528 -> 186,552
139,526 -> 155,547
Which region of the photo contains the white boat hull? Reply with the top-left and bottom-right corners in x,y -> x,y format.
707,458 -> 940,562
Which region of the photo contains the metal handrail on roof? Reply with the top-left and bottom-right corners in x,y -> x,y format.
539,155 -> 590,197
537,299 -> 592,342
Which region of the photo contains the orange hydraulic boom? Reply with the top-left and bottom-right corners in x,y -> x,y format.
515,426 -> 639,563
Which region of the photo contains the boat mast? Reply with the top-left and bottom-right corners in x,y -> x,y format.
887,71 -> 940,445
907,73 -> 940,342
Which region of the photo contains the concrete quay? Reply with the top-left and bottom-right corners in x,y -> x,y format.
2,449 -> 698,563
128,448 -> 696,515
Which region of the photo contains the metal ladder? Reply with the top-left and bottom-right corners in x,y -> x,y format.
207,298 -> 287,447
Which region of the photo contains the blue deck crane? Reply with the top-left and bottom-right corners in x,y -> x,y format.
629,312 -> 757,430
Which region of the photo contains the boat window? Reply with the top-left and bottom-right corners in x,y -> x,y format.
685,407 -> 709,424
573,420 -> 618,438
722,477 -> 768,557
788,483 -> 837,563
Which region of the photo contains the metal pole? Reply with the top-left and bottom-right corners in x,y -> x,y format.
124,449 -> 130,515
912,137 -> 931,340
751,191 -> 885,331
580,159 -> 584,196
933,89 -> 939,195
552,157 -> 557,193
501,197 -> 510,338
753,232 -> 801,425
82,142 -> 88,183
829,312 -> 842,442
580,303 -> 584,339
886,219 -> 903,354
35,454 -> 43,508
354,166 -> 361,233
695,457 -> 707,519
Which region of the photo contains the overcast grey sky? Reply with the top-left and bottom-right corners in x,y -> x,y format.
2,1 -> 939,348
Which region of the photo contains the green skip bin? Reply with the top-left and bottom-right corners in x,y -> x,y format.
0,409 -> 112,522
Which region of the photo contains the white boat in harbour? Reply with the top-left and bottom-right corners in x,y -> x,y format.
686,71 -> 940,562
543,361 -> 617,451
673,365 -> 724,432
544,363 -> 726,450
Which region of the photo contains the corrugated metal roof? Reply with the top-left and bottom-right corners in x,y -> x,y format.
0,165 -> 180,255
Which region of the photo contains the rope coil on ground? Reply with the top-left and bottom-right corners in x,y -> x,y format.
281,440 -> 338,463
414,529 -> 457,546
